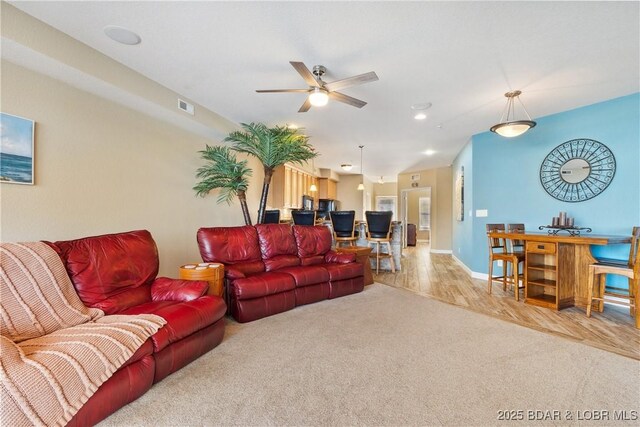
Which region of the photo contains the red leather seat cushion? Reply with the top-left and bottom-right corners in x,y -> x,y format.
292,225 -> 332,258
321,263 -> 364,282
232,272 -> 296,300
50,230 -> 158,313
264,255 -> 300,271
120,296 -> 226,352
255,224 -> 297,258
197,226 -> 263,265
278,265 -> 330,287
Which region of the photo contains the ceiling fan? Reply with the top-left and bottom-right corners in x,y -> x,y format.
256,61 -> 379,113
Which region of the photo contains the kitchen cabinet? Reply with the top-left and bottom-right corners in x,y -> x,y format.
318,178 -> 337,200
268,164 -> 318,210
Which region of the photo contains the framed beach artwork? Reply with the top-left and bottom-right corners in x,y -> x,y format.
1,113 -> 35,185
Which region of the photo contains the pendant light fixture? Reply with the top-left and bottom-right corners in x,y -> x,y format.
490,90 -> 536,138
309,183 -> 317,192
357,145 -> 365,191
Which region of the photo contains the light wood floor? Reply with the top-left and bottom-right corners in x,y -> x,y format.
373,243 -> 640,360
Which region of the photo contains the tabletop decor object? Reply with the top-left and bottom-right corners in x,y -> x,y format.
539,211 -> 592,236
539,139 -> 615,202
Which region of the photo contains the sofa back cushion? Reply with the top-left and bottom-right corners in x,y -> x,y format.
292,225 -> 332,264
197,226 -> 265,275
51,230 -> 157,313
255,224 -> 300,271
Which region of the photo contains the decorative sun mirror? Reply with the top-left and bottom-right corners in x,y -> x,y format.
540,139 -> 616,202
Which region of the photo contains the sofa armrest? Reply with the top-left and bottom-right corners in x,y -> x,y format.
151,277 -> 208,302
225,267 -> 246,280
325,251 -> 356,264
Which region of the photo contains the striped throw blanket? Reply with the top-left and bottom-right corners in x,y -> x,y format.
0,242 -> 166,427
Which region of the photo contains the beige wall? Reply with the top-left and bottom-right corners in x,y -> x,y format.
373,182 -> 398,201
0,61 -> 262,275
397,167 -> 452,251
336,174 -> 366,220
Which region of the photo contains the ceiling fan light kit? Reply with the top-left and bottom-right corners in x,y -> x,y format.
257,61 -> 378,113
490,90 -> 537,138
308,87 -> 329,107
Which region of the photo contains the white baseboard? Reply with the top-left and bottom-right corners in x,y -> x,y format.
451,254 -> 488,280
430,249 -> 452,254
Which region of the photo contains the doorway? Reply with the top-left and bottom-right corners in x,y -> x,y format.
400,187 -> 431,248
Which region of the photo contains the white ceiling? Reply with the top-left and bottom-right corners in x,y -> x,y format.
9,1 -> 640,180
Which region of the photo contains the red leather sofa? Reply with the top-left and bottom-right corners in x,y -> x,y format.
197,224 -> 364,323
46,230 -> 227,426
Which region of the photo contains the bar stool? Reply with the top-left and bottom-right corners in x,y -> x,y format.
486,223 -> 525,301
330,210 -> 357,247
365,211 -> 396,274
586,226 -> 639,328
291,210 -> 316,226
263,210 -> 281,224
507,223 -> 526,287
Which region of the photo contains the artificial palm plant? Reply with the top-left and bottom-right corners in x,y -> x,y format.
226,122 -> 317,224
194,145 -> 253,225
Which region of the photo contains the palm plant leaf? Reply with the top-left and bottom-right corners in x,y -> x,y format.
194,145 -> 251,204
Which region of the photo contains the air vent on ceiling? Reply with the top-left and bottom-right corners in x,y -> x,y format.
178,99 -> 194,115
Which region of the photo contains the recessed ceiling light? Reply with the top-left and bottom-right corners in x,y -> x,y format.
411,102 -> 432,120
424,149 -> 436,156
104,25 -> 141,45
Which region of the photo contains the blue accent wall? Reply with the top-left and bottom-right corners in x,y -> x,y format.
454,93 -> 639,290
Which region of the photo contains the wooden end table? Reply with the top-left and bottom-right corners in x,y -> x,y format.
336,246 -> 374,286
179,263 -> 225,297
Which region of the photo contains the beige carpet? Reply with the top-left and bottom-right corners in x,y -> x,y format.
100,284 -> 640,426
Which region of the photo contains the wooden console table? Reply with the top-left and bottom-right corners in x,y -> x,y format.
487,231 -> 630,309
336,246 -> 374,286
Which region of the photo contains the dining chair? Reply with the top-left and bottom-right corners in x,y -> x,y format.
330,210 -> 357,247
263,210 -> 281,224
365,211 -> 395,274
586,226 -> 639,328
291,210 -> 317,226
486,223 -> 525,301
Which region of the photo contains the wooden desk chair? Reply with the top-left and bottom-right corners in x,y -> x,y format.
486,223 -> 525,301
263,210 -> 281,224
365,211 -> 396,274
330,210 -> 357,248
586,226 -> 639,328
291,210 -> 316,226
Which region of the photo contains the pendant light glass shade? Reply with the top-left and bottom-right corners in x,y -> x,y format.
490,91 -> 536,138
309,183 -> 317,192
308,87 -> 329,107
357,145 -> 364,191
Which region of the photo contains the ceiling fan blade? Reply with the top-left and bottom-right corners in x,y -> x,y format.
256,89 -> 310,93
324,71 -> 379,92
290,61 -> 320,87
329,91 -> 367,108
298,97 -> 312,113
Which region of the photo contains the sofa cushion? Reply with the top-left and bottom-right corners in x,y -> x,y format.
50,230 -> 158,313
197,226 -> 263,268
300,255 -> 326,266
232,272 -> 296,301
278,265 -> 330,287
264,254 -> 300,271
321,262 -> 364,282
292,225 -> 332,258
120,296 -> 226,352
255,224 -> 298,258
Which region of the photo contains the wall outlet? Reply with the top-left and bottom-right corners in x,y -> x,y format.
476,209 -> 488,217
457,247 -> 461,254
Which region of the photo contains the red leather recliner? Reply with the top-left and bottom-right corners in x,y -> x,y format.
47,230 -> 227,426
197,224 -> 364,323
